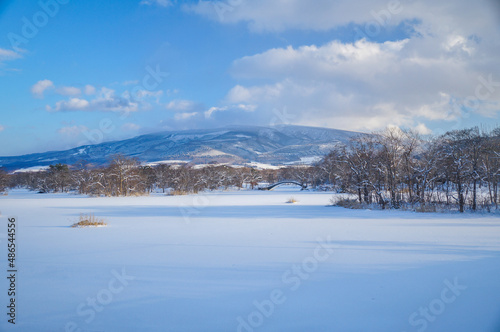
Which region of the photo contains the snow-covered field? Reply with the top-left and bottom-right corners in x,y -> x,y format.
1,188 -> 500,332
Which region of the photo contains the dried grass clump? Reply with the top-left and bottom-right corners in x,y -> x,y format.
72,213 -> 107,228
333,197 -> 368,210
413,205 -> 438,213
169,190 -> 189,196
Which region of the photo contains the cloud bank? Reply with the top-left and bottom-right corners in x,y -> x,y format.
185,0 -> 500,133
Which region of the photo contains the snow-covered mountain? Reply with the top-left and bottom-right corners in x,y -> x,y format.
0,125 -> 363,171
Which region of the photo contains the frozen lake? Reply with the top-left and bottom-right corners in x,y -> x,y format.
1,188 -> 500,332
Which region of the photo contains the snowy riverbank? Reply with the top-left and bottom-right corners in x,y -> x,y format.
1,188 -> 499,331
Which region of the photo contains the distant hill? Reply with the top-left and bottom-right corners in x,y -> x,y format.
0,125 -> 364,171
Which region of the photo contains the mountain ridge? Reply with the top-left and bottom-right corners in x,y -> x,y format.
0,125 -> 364,171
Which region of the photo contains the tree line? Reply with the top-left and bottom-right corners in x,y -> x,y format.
315,126 -> 500,212
2,125 -> 499,212
5,155 -> 308,197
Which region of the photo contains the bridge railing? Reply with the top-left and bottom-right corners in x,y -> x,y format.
258,180 -> 307,191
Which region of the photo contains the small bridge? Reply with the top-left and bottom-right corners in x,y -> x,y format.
258,180 -> 307,191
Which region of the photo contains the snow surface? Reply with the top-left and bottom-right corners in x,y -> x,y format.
72,148 -> 87,156
194,149 -> 230,157
164,131 -> 230,142
1,188 -> 500,332
245,162 -> 283,170
284,156 -> 322,165
144,160 -> 190,167
11,166 -> 50,173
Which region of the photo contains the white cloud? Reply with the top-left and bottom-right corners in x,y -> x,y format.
183,0 -> 500,131
204,106 -> 226,119
185,0 -> 498,36
185,0 -> 406,32
33,81 -> 95,99
45,82 -> 167,114
88,87 -> 140,113
0,48 -> 22,72
413,123 -> 432,135
443,35 -> 474,56
231,39 -> 409,82
0,48 -> 22,62
166,99 -> 200,111
54,98 -> 90,111
140,0 -> 173,7
122,123 -> 141,131
49,87 -> 140,113
31,80 -> 54,98
226,84 -> 284,103
174,112 -> 198,120
84,85 -> 96,95
216,24 -> 500,132
57,125 -> 89,137
134,89 -> 163,101
204,104 -> 256,119
0,125 -> 5,132
56,86 -> 81,96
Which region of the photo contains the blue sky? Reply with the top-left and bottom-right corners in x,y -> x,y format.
0,0 -> 499,156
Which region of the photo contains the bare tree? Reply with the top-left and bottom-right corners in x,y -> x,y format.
481,128 -> 500,208
435,130 -> 473,212
107,155 -> 143,196
154,164 -> 172,193
0,169 -> 8,193
47,163 -> 71,192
